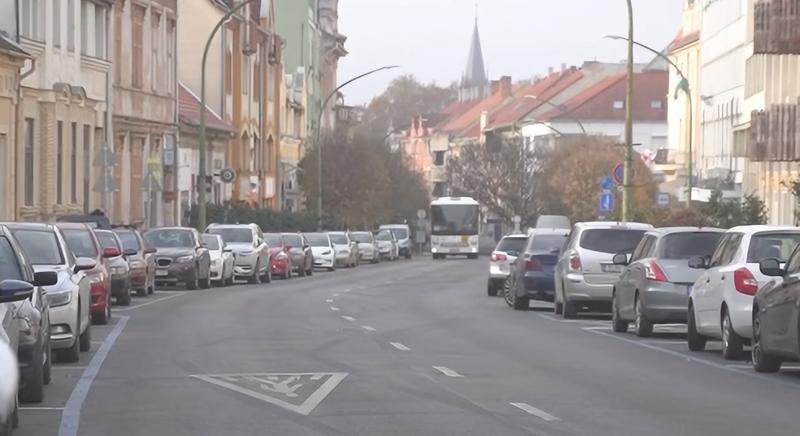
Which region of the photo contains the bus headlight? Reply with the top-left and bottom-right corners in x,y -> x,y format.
471,247 -> 478,253
431,247 -> 438,253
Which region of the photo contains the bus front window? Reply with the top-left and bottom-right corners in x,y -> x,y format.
431,205 -> 479,236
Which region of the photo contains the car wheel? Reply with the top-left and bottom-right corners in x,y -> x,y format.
611,292 -> 628,333
562,299 -> 578,319
687,303 -> 707,351
285,267 -> 292,280
0,407 -> 11,436
487,281 -> 498,297
752,310 -> 782,373
299,264 -> 306,277
633,295 -> 654,337
19,337 -> 44,403
503,279 -> 514,308
306,265 -> 313,276
79,318 -> 92,352
199,275 -> 211,289
721,308 -> 744,360
553,301 -> 563,315
136,286 -> 147,297
148,275 -> 155,294
186,270 -> 199,290
118,287 -> 132,306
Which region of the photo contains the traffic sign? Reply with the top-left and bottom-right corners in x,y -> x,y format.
656,192 -> 670,208
220,168 -> 236,184
598,191 -> 615,214
613,163 -> 625,185
417,209 -> 427,220
600,176 -> 614,191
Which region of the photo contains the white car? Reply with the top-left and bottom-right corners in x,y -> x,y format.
0,341 -> 18,435
202,234 -> 234,287
375,229 -> 399,260
351,231 -> 379,264
487,234 -> 528,296
305,233 -> 336,271
205,223 -> 271,284
5,223 -> 93,363
687,225 -> 800,359
329,231 -> 358,268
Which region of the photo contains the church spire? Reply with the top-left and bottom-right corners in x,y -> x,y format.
462,17 -> 488,88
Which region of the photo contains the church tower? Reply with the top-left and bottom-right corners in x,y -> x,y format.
459,17 -> 489,103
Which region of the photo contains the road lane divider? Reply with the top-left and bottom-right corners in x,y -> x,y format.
326,299 -> 334,303
342,316 -> 356,322
361,325 -> 377,332
432,366 -> 463,377
330,307 -> 340,312
509,402 -> 560,422
115,293 -> 185,312
390,342 -> 410,351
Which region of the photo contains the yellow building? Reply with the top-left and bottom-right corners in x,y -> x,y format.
0,31 -> 30,220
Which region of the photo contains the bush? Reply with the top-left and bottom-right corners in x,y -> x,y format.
188,202 -> 323,232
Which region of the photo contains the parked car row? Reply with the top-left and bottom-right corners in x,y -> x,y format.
489,221 -> 800,375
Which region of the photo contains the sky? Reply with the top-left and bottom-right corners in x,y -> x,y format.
337,0 -> 683,105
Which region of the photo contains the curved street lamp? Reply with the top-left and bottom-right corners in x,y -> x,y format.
523,95 -> 587,135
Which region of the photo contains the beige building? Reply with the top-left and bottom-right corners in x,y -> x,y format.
17,0 -> 113,221
280,66 -> 306,212
318,0 -> 347,133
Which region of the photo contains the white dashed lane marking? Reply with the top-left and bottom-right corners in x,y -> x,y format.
510,402 -> 561,422
390,342 -> 410,351
342,316 -> 356,322
330,307 -> 340,312
326,299 -> 334,303
362,325 -> 377,332
432,366 -> 463,377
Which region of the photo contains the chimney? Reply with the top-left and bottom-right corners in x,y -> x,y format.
490,80 -> 500,95
561,63 -> 567,72
500,76 -> 512,98
548,66 -> 554,75
479,110 -> 489,143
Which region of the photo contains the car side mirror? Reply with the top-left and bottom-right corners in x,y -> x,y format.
33,271 -> 58,287
612,253 -> 629,266
688,255 -> 708,269
0,280 -> 34,303
103,247 -> 121,258
759,258 -> 783,277
123,248 -> 137,257
74,257 -> 97,273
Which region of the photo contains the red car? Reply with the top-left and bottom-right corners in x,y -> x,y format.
265,233 -> 292,279
56,223 -> 113,324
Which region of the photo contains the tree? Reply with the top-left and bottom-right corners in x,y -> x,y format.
701,190 -> 768,228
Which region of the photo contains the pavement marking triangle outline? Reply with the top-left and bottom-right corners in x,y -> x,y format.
190,372 -> 347,416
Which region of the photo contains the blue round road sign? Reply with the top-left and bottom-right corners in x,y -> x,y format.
613,163 -> 625,185
600,176 -> 614,191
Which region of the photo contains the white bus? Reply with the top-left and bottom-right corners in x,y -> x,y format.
430,197 -> 481,259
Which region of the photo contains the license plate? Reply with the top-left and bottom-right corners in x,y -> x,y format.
156,270 -> 168,277
602,264 -> 622,273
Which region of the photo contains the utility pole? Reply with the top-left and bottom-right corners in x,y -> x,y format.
622,0 -> 634,223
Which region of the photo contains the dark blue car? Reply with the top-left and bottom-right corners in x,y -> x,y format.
503,229 -> 570,310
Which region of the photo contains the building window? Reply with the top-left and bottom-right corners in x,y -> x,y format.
21,0 -> 42,40
151,12 -> 160,93
71,123 -> 78,203
95,5 -> 107,58
253,61 -> 260,97
80,0 -> 89,54
613,100 -> 624,109
53,0 -> 61,47
67,0 -> 75,50
167,19 -> 176,96
243,57 -> 250,95
650,100 -> 663,109
434,151 -> 446,166
132,4 -> 145,89
24,119 -> 35,206
83,125 -> 91,212
57,121 -> 64,204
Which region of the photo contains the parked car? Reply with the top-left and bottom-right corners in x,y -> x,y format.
610,227 -> 724,337
0,226 -> 58,404
305,233 -> 336,271
687,225 -> 800,359
329,231 -> 359,268
375,229 -> 399,261
554,221 -> 652,318
205,223 -> 270,284
56,223 -> 112,325
0,341 -> 18,436
113,228 -> 156,296
281,233 -> 314,276
144,227 -> 212,290
95,230 -> 132,306
380,224 -> 412,259
351,231 -> 379,264
5,223 -> 93,363
265,234 -> 293,280
504,229 -> 570,309
487,234 -> 528,297
202,234 -> 234,287
751,252 -> 800,372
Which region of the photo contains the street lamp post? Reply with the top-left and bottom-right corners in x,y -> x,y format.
622,0 -> 634,223
314,65 -> 399,230
523,95 -> 587,134
198,0 -> 260,231
604,34 -> 694,206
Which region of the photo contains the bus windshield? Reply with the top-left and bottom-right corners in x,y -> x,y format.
431,205 -> 479,236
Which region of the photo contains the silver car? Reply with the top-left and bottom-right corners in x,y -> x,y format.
351,232 -> 380,264
375,229 -> 399,260
611,227 -> 724,336
554,221 -> 652,318
329,231 -> 359,268
0,341 -> 17,435
202,234 -> 234,287
487,234 -> 528,296
205,223 -> 271,284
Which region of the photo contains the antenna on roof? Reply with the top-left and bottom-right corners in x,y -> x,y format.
474,0 -> 478,23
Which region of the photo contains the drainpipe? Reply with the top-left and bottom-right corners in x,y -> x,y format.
104,2 -> 114,216
15,54 -> 36,220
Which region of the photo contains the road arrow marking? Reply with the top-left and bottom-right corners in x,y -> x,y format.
362,325 -> 377,332
342,316 -> 355,322
330,307 -> 340,312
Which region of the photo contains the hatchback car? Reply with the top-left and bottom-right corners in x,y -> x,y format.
380,224 -> 412,259
305,233 -> 336,271
282,233 -> 314,276
265,233 -> 293,279
504,229 -> 570,309
145,228 -> 212,290
95,230 -> 132,306
375,229 -> 399,261
329,232 -> 359,268
5,223 -> 93,364
487,234 -> 528,297
611,227 -> 724,336
351,231 -> 379,264
687,225 -> 800,359
205,224 -> 270,284
57,223 -> 112,325
202,234 -> 234,286
113,228 -> 156,296
554,221 -> 651,318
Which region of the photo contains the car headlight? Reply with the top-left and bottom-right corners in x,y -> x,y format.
431,247 -> 438,253
275,252 -> 288,260
47,290 -> 72,307
176,255 -> 194,263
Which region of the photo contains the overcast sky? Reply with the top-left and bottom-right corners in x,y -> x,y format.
337,0 -> 683,105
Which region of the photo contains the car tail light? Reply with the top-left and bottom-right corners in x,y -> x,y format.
644,260 -> 668,282
90,279 -> 106,295
734,268 -> 758,295
526,258 -> 542,271
568,254 -> 581,272
491,251 -> 507,262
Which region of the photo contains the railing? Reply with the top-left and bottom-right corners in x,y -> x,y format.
754,0 -> 800,54
748,100 -> 800,161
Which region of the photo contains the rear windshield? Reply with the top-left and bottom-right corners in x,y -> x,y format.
579,229 -> 646,254
658,232 -> 723,259
207,228 -> 253,244
202,235 -> 221,250
330,234 -> 348,245
114,231 -> 141,251
282,234 -> 303,247
496,237 -> 527,253
96,231 -> 120,250
62,228 -> 99,258
747,232 -> 800,263
351,233 -> 372,243
529,234 -> 568,253
390,229 -> 408,239
12,230 -> 65,265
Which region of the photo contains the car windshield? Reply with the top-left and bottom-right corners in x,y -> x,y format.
747,232 -> 800,263
496,237 -> 527,253
283,235 -> 303,247
305,234 -> 330,247
579,229 -> 646,254
114,231 -> 141,252
96,231 -> 121,250
529,235 -> 568,253
329,234 -> 348,245
11,229 -> 65,265
202,235 -> 221,251
207,228 -> 253,244
61,228 -> 99,258
264,234 -> 283,247
144,230 -> 194,248
376,230 -> 393,241
389,229 -> 408,239
659,232 -> 723,260
431,205 -> 479,236
0,237 -> 23,281
351,233 -> 372,243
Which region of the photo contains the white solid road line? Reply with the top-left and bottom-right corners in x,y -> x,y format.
20,406 -> 65,411
362,325 -> 377,332
342,316 -> 356,322
330,307 -> 340,312
326,299 -> 334,303
432,366 -> 463,377
510,402 -> 561,422
390,342 -> 410,351
52,366 -> 87,370
115,293 -> 185,312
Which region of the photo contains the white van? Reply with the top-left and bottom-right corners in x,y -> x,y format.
380,224 -> 412,259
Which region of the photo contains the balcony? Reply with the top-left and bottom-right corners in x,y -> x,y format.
747,101 -> 800,161
754,0 -> 800,54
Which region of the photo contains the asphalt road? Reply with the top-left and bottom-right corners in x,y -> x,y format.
16,257 -> 800,436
